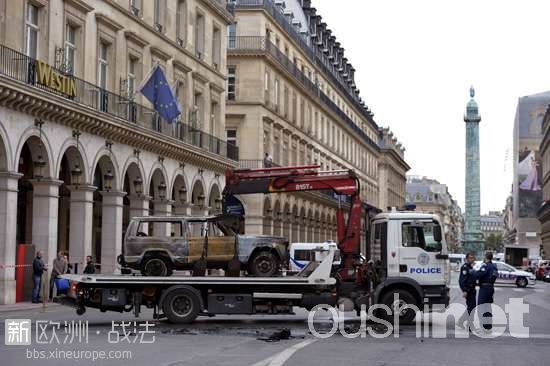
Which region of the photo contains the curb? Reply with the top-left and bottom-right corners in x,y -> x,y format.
0,302 -> 61,313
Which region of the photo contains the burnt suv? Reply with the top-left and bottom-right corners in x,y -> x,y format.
118,215 -> 288,277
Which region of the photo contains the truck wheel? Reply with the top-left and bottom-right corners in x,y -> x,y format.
516,277 -> 528,288
141,257 -> 172,277
162,288 -> 200,323
380,289 -> 418,325
248,250 -> 279,277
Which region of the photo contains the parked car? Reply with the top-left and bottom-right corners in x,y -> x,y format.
474,261 -> 536,288
448,254 -> 465,271
118,215 -> 288,277
536,261 -> 549,280
288,241 -> 341,272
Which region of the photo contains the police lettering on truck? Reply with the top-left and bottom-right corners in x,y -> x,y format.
409,253 -> 442,274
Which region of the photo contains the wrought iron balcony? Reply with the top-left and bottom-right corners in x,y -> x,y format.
0,43 -> 238,161
228,0 -> 377,130
228,36 -> 379,151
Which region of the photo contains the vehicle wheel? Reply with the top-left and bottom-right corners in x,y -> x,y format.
247,250 -> 279,277
141,257 -> 172,277
516,277 -> 528,288
162,288 -> 200,323
379,289 -> 418,325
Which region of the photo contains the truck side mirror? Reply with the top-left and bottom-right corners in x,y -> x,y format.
433,225 -> 442,243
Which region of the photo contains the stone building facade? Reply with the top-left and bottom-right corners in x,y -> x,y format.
406,176 -> 464,252
0,0 -> 236,304
225,0 -> 408,247
480,211 -> 505,240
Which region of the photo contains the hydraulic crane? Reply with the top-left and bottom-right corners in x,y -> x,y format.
223,164 -> 365,282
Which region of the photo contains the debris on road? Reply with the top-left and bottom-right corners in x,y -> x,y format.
257,328 -> 292,342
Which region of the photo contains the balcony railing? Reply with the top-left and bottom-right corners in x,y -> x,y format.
228,0 -> 377,130
229,36 -> 379,151
0,43 -> 238,161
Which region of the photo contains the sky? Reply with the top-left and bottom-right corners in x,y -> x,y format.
312,0 -> 550,214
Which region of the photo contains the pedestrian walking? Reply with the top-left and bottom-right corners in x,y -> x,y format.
32,250 -> 47,303
457,252 -> 476,330
476,252 -> 499,332
263,153 -> 273,168
49,251 -> 68,300
83,255 -> 96,274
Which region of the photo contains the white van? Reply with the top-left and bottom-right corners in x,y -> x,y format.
448,253 -> 465,271
289,241 -> 341,272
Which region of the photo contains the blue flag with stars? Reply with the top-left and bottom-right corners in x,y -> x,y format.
139,64 -> 181,123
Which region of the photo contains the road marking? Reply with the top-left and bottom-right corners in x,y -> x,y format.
534,288 -> 544,293
513,289 -> 524,292
251,339 -> 317,366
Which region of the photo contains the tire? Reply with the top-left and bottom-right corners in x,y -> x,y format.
162,288 -> 200,323
141,257 -> 172,277
247,250 -> 280,277
379,289 -> 418,325
516,277 -> 528,288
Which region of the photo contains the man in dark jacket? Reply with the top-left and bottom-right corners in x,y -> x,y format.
476,252 -> 499,332
32,251 -> 47,303
457,253 -> 476,330
83,256 -> 95,274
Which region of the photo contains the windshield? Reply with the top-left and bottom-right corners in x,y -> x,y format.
401,221 -> 442,252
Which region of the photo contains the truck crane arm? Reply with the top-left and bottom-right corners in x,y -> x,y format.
223,165 -> 364,281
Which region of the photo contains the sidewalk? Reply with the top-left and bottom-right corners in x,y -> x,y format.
0,301 -> 60,313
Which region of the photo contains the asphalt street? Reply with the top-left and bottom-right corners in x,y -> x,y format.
1,272 -> 549,366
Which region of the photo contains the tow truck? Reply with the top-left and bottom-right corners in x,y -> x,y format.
61,165 -> 450,325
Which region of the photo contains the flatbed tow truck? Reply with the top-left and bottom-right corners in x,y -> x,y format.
60,165 -> 450,325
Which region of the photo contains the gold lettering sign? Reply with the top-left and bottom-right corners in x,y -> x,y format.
35,60 -> 76,97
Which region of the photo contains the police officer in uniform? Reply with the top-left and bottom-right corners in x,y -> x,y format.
457,253 -> 476,330
476,252 -> 498,332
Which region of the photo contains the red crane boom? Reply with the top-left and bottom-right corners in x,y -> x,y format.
223,165 -> 364,281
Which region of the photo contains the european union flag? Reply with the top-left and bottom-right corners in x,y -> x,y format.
139,64 -> 181,123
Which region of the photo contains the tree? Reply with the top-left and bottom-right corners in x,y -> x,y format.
485,233 -> 503,252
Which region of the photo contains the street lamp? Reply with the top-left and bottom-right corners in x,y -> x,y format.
178,187 -> 187,203
158,181 -> 167,200
70,164 -> 82,186
33,154 -> 46,179
197,193 -> 205,207
103,169 -> 114,191
133,176 -> 143,196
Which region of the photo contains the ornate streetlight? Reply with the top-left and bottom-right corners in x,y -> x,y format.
133,176 -> 143,196
103,169 -> 114,191
71,130 -> 82,187
158,181 -> 167,200
197,193 -> 205,207
178,186 -> 187,203
70,164 -> 82,186
33,152 -> 46,179
33,119 -> 46,180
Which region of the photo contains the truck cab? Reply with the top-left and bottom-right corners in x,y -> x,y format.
368,211 -> 450,322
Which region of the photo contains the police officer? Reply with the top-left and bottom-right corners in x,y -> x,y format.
457,253 -> 476,330
476,252 -> 498,332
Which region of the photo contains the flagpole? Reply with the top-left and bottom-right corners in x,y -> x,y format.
137,62 -> 159,92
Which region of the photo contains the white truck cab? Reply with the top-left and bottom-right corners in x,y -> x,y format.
368,211 -> 450,315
